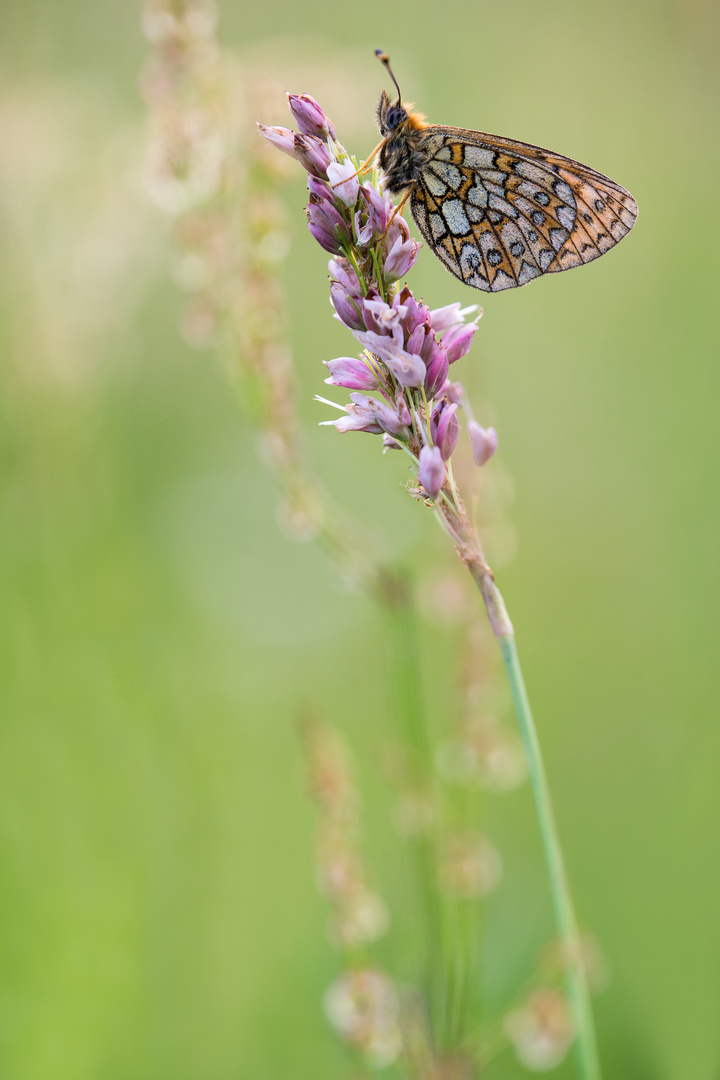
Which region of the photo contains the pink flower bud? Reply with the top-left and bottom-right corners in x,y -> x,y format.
445,381 -> 465,404
385,238 -> 420,281
308,222 -> 341,254
287,94 -> 337,140
398,290 -> 430,336
432,402 -> 459,461
324,357 -> 378,391
468,421 -> 498,466
307,196 -> 350,254
256,124 -> 296,157
294,133 -> 331,178
418,445 -> 445,499
425,355 -> 449,399
307,174 -> 335,203
384,218 -> 421,281
443,321 -> 477,364
406,325 -> 425,355
330,284 -> 365,330
328,258 -> 360,294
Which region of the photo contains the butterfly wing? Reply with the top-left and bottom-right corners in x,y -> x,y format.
410,126 -> 638,292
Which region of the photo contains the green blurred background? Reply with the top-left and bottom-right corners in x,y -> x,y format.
1,0 -> 719,1077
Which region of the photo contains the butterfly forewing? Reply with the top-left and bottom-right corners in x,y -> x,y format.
410,126 -> 638,292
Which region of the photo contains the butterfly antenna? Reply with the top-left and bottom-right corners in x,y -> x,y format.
375,49 -> 402,105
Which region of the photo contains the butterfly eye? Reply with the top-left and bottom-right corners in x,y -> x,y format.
385,107 -> 405,130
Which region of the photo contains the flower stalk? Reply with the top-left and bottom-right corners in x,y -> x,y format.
259,90 -> 603,1080
498,635 -> 601,1080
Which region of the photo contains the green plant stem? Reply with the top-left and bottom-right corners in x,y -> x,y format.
437,503 -> 602,1079
496,618 -> 601,1080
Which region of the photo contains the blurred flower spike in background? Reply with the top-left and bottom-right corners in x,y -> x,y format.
258,95 -> 498,507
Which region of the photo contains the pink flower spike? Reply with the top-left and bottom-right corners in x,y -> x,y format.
418,445 -> 445,499
327,161 -> 360,207
287,93 -> 337,140
468,421 -> 498,466
257,124 -> 296,157
325,357 -> 378,391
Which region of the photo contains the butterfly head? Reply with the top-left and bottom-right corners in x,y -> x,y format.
375,51 -> 426,139
376,90 -> 409,137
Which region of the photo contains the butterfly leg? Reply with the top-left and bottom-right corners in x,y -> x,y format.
384,183 -> 415,233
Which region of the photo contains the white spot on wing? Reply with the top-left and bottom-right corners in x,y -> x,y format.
467,184 -> 488,208
424,170 -> 448,197
517,261 -> 540,285
463,145 -> 496,169
443,198 -> 471,236
434,163 -> 463,191
423,134 -> 447,156
491,269 -> 515,292
549,227 -> 569,251
557,205 -> 575,230
515,160 -> 551,185
488,193 -> 517,218
435,244 -> 457,270
430,213 -> 446,239
478,170 -> 508,187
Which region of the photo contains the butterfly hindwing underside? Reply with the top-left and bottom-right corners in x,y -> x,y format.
410,127 -> 638,293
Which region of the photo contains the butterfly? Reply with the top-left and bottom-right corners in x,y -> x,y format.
374,51 -> 638,293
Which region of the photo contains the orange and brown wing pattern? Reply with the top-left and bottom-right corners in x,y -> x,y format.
410,126 -> 638,292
